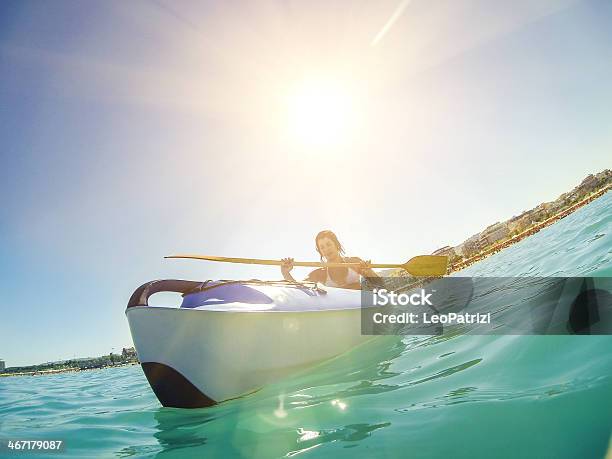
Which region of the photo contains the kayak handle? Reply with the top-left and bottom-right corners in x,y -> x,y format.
127,279 -> 203,309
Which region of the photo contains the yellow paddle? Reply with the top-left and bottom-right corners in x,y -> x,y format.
165,254 -> 449,277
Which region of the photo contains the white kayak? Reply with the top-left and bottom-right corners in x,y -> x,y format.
125,279 -> 374,408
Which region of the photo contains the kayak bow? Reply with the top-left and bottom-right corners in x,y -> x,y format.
126,279 -> 374,408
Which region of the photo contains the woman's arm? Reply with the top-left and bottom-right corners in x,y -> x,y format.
353,257 -> 384,289
281,258 -> 297,282
352,257 -> 380,278
283,260 -> 327,284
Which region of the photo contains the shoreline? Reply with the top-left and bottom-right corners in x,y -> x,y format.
0,362 -> 139,378
449,184 -> 610,273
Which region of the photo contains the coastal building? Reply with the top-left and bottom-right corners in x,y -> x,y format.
578,174 -> 598,192
462,235 -> 480,256
515,211 -> 536,229
482,222 -> 509,245
0,360 -> 5,372
476,234 -> 490,252
532,203 -> 552,220
508,211 -> 529,233
122,347 -> 137,359
594,169 -> 612,186
548,199 -> 564,214
578,172 -> 611,194
432,246 -> 456,259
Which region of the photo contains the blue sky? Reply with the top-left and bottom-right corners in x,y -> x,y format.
1,0 -> 611,366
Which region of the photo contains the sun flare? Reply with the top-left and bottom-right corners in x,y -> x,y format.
282,78 -> 359,150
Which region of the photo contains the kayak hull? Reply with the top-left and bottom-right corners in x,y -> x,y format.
126,280 -> 371,407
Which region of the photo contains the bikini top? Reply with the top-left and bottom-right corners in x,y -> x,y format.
325,266 -> 361,288
307,257 -> 364,287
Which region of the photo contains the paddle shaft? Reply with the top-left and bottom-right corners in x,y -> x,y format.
165,254 -> 449,275
168,255 -> 391,268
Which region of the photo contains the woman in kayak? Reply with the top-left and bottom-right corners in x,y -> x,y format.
281,230 -> 379,289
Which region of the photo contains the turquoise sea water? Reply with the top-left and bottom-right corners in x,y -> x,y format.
1,192 -> 611,458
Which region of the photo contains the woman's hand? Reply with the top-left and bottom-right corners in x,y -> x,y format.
281,257 -> 294,277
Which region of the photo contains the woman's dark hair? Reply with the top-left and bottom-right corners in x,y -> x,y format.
315,230 -> 345,261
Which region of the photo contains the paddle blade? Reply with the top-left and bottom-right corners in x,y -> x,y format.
402,255 -> 449,276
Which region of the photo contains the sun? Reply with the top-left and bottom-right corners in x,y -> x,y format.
282,77 -> 358,150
